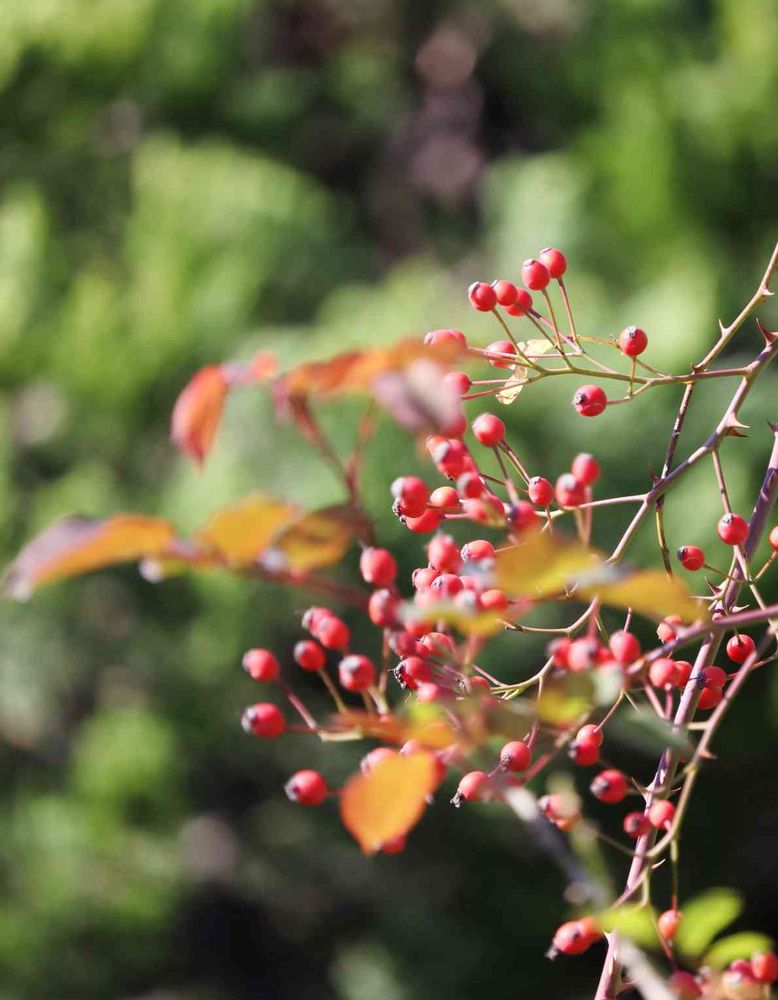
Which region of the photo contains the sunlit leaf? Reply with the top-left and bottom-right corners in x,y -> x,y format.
399,599 -> 507,637
577,567 -> 704,624
170,364 -> 229,465
495,532 -> 599,600
195,494 -> 299,564
703,932 -> 773,969
4,515 -> 176,599
596,906 -> 659,948
325,709 -> 457,750
496,366 -> 528,405
675,888 -> 743,958
536,673 -> 595,725
261,504 -> 370,573
340,752 -> 439,854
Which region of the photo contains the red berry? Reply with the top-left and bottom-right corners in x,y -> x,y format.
657,909 -> 682,941
657,615 -> 682,643
609,630 -> 641,665
702,664 -> 727,687
673,660 -> 693,688
718,512 -> 749,546
727,634 -> 756,663
430,573 -> 464,598
391,476 -> 429,518
539,793 -> 580,830
570,742 -> 600,766
360,547 -> 397,587
480,588 -> 508,611
285,769 -> 327,805
668,970 -> 702,998
618,325 -> 648,357
302,606 -> 331,633
395,656 -> 433,690
548,637 -> 572,669
424,327 -> 467,348
412,566 -> 440,590
555,473 -> 587,507
429,486 -> 459,509
528,476 -> 554,506
567,637 -> 601,673
507,501 -> 539,532
294,639 -> 326,672
445,370 -> 471,396
242,648 -> 280,682
770,526 -> 778,551
491,279 -> 519,306
571,452 -> 600,485
573,384 -> 607,417
427,533 -> 461,572
648,799 -> 675,830
381,835 -> 407,855
314,614 -> 350,650
649,657 -> 679,689
368,589 -> 399,627
455,770 -> 490,802
677,545 -> 705,571
468,281 -> 498,311
416,681 -> 446,702
339,654 -> 376,692
472,412 -> 505,447
461,539 -> 495,563
431,438 -> 468,479
485,339 -> 518,369
405,509 -> 442,533
242,702 -> 286,738
590,769 -> 627,804
521,258 -> 551,291
360,747 -> 397,773
467,281 -> 497,312
499,740 -> 532,772
576,724 -> 603,750
751,953 -> 778,984
697,685 -> 723,710
505,288 -> 533,315
552,920 -> 596,956
538,247 -> 567,279
419,631 -> 455,659
457,471 -> 484,498
623,812 -> 651,839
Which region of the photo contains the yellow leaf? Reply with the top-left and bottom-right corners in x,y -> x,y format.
170,364 -> 229,465
578,567 -> 704,623
195,494 -> 299,564
340,752 -> 438,854
4,515 -> 176,599
496,366 -> 528,405
261,504 -> 369,574
495,532 -> 599,600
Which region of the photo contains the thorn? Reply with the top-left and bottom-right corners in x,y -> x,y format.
768,421 -> 778,434
756,317 -> 778,344
718,318 -> 726,335
725,414 -> 750,431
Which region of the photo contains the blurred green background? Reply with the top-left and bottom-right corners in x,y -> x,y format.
2,1 -> 778,997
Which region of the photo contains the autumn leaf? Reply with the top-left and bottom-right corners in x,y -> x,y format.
4,515 -> 176,600
496,342 -> 555,406
340,752 -> 439,854
495,532 -> 599,600
261,504 -> 370,574
170,364 -> 229,464
373,359 -> 463,434
195,493 -> 299,564
576,566 -> 704,623
325,709 -> 457,749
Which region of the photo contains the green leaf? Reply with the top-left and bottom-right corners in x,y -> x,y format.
596,906 -> 659,948
703,932 -> 773,969
675,888 -> 743,958
608,709 -> 693,757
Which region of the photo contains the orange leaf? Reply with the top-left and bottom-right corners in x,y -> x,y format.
278,337 -> 465,400
4,515 -> 176,599
195,494 -> 299,564
340,752 -> 439,854
261,504 -> 370,574
170,364 -> 229,465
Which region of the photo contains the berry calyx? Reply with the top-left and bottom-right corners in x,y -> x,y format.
538,247 -> 567,279
285,769 -> 328,805
573,384 -> 607,417
468,281 -> 498,311
590,769 -> 628,804
242,648 -> 280,682
242,703 -> 286,738
472,412 -> 506,447
677,545 -> 705,571
521,258 -> 551,291
718,512 -> 749,546
618,325 -> 648,357
499,739 -> 532,772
